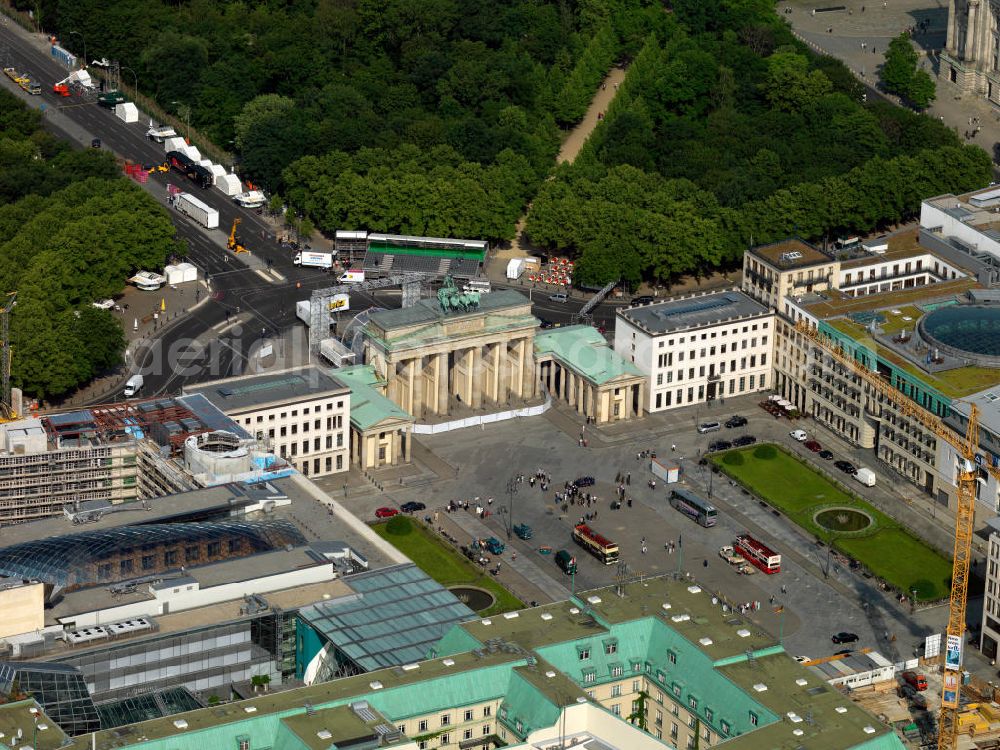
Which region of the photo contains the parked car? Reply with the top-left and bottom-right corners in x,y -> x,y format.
484,537 -> 505,554
549,292 -> 569,303
901,671 -> 928,691
818,449 -> 834,460
834,460 -> 857,475
804,440 -> 822,452
898,684 -> 928,709
91,137 -> 101,148
375,507 -> 399,519
794,655 -> 812,664
513,523 -> 533,540
631,295 -> 654,305
697,421 -> 722,434
725,415 -> 748,428
732,435 -> 757,447
708,440 -> 733,452
555,549 -> 577,575
789,429 -> 808,442
538,318 -> 556,329
831,631 -> 859,644
400,501 -> 426,513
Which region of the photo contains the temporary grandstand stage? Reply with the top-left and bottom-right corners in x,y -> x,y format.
350,232 -> 487,279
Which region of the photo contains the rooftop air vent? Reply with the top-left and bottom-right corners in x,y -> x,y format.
503,612 -> 519,619
753,683 -> 768,693
442,659 -> 455,667
795,678 -> 808,686
369,681 -> 383,690
569,607 -> 580,614
699,637 -> 714,646
661,603 -> 672,612
671,614 -> 691,623
863,726 -> 876,734
243,707 -> 257,714
736,629 -> 751,638
787,712 -> 802,723
793,729 -> 804,736
541,613 -> 553,621
545,671 -> 557,678
481,618 -> 492,625
835,707 -> 847,714
173,720 -> 188,730
586,596 -> 602,604
317,730 -> 332,740
401,663 -> 419,671
687,585 -> 702,594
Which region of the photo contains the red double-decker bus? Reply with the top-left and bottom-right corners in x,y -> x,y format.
572,524 -> 619,565
735,534 -> 781,574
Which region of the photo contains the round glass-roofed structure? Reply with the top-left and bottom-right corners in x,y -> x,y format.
918,305 -> 1000,367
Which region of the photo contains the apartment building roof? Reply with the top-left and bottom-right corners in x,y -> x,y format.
838,229 -> 930,269
183,366 -> 349,413
952,386 -> 1000,442
798,279 -> 977,319
749,238 -> 833,270
618,290 -> 770,335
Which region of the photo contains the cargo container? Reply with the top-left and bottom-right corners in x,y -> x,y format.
50,45 -> 77,68
173,192 -> 219,229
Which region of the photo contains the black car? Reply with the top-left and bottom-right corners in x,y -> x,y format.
725,415 -> 748,429
708,440 -> 733,452
631,295 -> 654,305
834,460 -> 857,475
90,137 -> 102,148
831,631 -> 859,644
818,450 -> 834,460
732,435 -> 757,447
400,501 -> 426,513
538,318 -> 556,329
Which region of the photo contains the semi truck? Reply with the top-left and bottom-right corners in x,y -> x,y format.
166,151 -> 213,189
174,192 -> 220,229
293,251 -> 334,270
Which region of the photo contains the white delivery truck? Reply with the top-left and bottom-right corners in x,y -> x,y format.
339,269 -> 365,283
234,190 -> 267,209
123,374 -> 144,397
854,468 -> 876,487
174,193 -> 220,229
294,251 -> 334,270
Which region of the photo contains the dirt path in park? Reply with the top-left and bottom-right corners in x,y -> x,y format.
556,66 -> 627,164
495,66 -> 628,262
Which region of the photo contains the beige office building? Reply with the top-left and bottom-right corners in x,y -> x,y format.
184,366 -> 350,478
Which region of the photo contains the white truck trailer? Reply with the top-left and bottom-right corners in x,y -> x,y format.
174,192 -> 219,230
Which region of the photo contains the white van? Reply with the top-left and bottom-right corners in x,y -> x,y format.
463,279 -> 491,294
123,374 -> 144,398
789,429 -> 808,442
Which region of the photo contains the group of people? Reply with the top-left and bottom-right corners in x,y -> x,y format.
445,498 -> 495,518
527,469 -> 551,491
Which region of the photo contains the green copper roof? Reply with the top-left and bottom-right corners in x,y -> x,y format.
534,325 -> 643,385
332,365 -> 413,430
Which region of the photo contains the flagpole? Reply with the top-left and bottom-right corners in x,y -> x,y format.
676,535 -> 683,576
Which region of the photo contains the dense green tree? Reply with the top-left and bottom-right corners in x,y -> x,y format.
881,33 -> 935,108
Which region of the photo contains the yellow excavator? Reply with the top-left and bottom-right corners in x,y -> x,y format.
228,218 -> 249,254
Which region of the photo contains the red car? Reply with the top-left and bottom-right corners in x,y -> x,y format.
804,440 -> 822,452
375,507 -> 399,519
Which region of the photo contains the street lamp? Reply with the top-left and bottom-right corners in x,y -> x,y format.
505,476 -> 518,540
120,64 -> 138,96
68,30 -> 86,69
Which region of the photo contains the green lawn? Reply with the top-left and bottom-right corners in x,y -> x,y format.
712,446 -> 952,600
373,518 -> 524,616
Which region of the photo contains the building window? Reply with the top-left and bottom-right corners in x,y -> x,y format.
206,541 -> 221,557
667,650 -> 676,664
720,720 -> 731,736
464,729 -> 473,740
578,647 -> 591,661
482,725 -> 491,735
419,720 -> 428,732
439,734 -> 449,746
483,707 -> 491,717
141,555 -> 156,570
705,707 -> 713,722
605,641 -> 617,655
440,714 -> 450,727
464,710 -> 473,722
611,685 -> 621,697
185,545 -> 200,562
119,559 -> 134,575
418,742 -> 427,750
611,704 -> 621,716
229,538 -> 242,553
164,550 -> 178,566
584,670 -> 596,683
689,696 -> 698,710
749,712 -> 758,726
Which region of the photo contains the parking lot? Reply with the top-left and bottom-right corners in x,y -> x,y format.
323,393 -> 993,679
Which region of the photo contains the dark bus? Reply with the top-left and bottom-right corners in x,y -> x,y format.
669,488 -> 717,527
166,150 -> 213,189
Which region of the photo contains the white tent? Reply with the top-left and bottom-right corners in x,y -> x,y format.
180,145 -> 201,161
164,262 -> 198,285
163,136 -> 186,152
197,159 -> 213,168
209,163 -> 227,179
114,102 -> 139,123
215,173 -> 242,196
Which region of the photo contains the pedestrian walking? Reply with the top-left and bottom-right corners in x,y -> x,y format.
641,543 -> 647,554
781,584 -> 787,594
671,444 -> 676,452
626,472 -> 631,486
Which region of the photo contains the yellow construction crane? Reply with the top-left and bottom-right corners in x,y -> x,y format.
228,218 -> 249,254
795,320 -> 1000,750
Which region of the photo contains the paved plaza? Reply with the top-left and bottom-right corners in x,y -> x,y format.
785,0 -> 1000,163
317,393 -> 996,681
